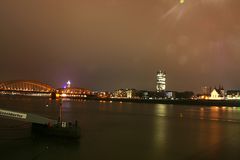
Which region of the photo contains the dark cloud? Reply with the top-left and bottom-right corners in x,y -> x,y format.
0,0 -> 240,92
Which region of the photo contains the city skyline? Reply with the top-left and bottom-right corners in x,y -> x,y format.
0,78 -> 232,95
1,1 -> 240,92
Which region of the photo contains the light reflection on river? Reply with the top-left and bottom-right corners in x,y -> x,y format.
1,97 -> 240,159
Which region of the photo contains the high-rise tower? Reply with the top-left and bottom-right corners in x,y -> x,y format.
156,71 -> 166,92
67,80 -> 71,88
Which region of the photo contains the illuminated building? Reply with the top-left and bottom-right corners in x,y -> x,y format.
210,86 -> 225,100
165,91 -> 176,99
56,88 -> 92,98
226,90 -> 240,100
67,80 -> 71,88
197,86 -> 211,99
113,89 -> 136,98
57,80 -> 93,97
156,70 -> 166,92
113,89 -> 127,98
126,89 -> 137,98
97,91 -> 112,98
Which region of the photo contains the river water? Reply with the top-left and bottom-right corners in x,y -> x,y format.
1,96 -> 240,160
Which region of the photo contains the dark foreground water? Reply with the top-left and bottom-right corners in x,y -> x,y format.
1,97 -> 240,160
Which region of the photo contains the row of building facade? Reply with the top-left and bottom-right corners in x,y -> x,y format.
198,86 -> 240,100
58,72 -> 240,100
1,72 -> 240,100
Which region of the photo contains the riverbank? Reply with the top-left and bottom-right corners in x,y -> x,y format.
1,95 -> 240,107
85,97 -> 240,107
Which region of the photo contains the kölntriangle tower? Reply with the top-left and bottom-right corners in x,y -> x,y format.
156,70 -> 166,92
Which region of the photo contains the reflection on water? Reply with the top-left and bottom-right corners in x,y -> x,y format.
151,104 -> 240,159
154,104 -> 168,117
1,97 -> 240,159
152,104 -> 168,158
210,106 -> 220,121
200,118 -> 221,146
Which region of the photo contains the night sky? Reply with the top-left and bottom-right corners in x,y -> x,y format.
0,0 -> 240,92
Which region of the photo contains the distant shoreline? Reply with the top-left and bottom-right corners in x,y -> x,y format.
85,97 -> 240,107
1,95 -> 240,107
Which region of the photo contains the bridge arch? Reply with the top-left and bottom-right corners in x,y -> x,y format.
0,80 -> 55,92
